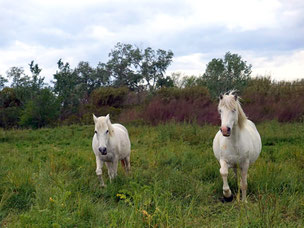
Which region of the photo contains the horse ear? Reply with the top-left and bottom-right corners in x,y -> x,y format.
105,114 -> 114,135
93,114 -> 98,124
105,114 -> 112,125
105,114 -> 110,121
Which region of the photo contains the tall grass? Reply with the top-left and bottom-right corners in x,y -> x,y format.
0,122 -> 304,227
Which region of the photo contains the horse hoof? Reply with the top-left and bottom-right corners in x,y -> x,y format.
220,194 -> 233,203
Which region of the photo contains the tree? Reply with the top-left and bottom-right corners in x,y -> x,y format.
156,76 -> 174,88
95,62 -> 111,87
106,43 -> 141,90
139,47 -> 174,91
74,61 -> 111,101
75,61 -> 95,101
19,88 -> 60,128
202,52 -> 252,98
29,60 -> 45,95
53,59 -> 80,118
0,87 -> 22,128
0,75 -> 8,90
6,67 -> 31,105
106,42 -> 174,91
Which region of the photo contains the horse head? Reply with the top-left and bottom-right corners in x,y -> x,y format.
93,114 -> 113,155
218,91 -> 244,137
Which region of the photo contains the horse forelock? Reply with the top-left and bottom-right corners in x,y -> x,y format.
219,92 -> 247,128
95,117 -> 114,135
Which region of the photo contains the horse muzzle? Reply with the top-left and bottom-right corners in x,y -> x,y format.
220,126 -> 231,137
99,147 -> 107,155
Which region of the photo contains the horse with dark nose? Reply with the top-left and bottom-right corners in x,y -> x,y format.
92,114 -> 131,187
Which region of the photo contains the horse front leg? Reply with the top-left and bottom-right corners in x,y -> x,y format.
106,160 -> 118,182
95,156 -> 106,187
240,160 -> 249,202
220,159 -> 233,202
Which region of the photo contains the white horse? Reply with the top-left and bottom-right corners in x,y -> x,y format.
213,92 -> 261,202
92,114 -> 131,187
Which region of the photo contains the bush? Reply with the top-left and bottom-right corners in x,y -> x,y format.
0,88 -> 22,128
143,86 -> 219,125
0,106 -> 22,128
242,77 -> 304,122
19,88 -> 60,128
90,87 -> 129,108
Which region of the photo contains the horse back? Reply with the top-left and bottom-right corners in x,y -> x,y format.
113,123 -> 129,135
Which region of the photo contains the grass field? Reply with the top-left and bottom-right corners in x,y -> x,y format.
0,121 -> 304,227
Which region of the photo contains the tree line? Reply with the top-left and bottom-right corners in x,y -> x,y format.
0,42 -> 259,128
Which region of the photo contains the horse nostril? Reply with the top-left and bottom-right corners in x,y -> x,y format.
220,128 -> 222,132
227,127 -> 231,132
99,147 -> 107,155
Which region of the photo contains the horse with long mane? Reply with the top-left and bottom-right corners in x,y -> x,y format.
92,114 -> 131,187
213,91 -> 261,202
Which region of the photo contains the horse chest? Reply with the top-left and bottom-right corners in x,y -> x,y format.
100,152 -> 115,162
220,140 -> 248,165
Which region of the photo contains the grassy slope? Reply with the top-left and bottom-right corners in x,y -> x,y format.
0,122 -> 304,227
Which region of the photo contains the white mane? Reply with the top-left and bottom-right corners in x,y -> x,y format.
219,91 -> 247,129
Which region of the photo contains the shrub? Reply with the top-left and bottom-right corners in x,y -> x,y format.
143,86 -> 219,125
90,87 -> 129,108
0,106 -> 22,128
0,87 -> 22,128
242,77 -> 304,122
19,88 -> 60,128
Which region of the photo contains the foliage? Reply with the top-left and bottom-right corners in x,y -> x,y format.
107,42 -> 173,91
19,88 -> 60,128
0,88 -> 22,128
0,122 -> 304,226
155,76 -> 174,89
53,59 -> 80,119
203,52 -> 252,98
179,75 -> 206,88
143,86 -> 218,125
0,75 -> 8,90
6,67 -> 32,105
242,77 -> 304,122
1,45 -> 304,129
90,87 -> 129,107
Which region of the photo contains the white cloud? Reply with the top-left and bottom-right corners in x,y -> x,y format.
168,53 -> 208,76
167,50 -> 304,82
0,0 -> 303,82
248,50 -> 304,81
0,41 -> 95,83
86,25 -> 116,42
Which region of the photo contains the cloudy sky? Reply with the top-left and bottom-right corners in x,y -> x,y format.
1,0 -> 303,83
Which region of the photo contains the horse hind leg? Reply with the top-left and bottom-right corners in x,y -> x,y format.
121,159 -> 126,170
121,156 -> 131,173
240,161 -> 249,202
220,159 -> 233,202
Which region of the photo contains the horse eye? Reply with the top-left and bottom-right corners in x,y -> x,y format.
232,109 -> 236,112
218,109 -> 222,113
94,130 -> 97,134
106,130 -> 109,134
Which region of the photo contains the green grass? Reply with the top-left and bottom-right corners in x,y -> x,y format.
0,121 -> 304,227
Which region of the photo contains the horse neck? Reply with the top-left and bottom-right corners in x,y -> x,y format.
107,125 -> 115,147
237,104 -> 247,129
230,123 -> 241,143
